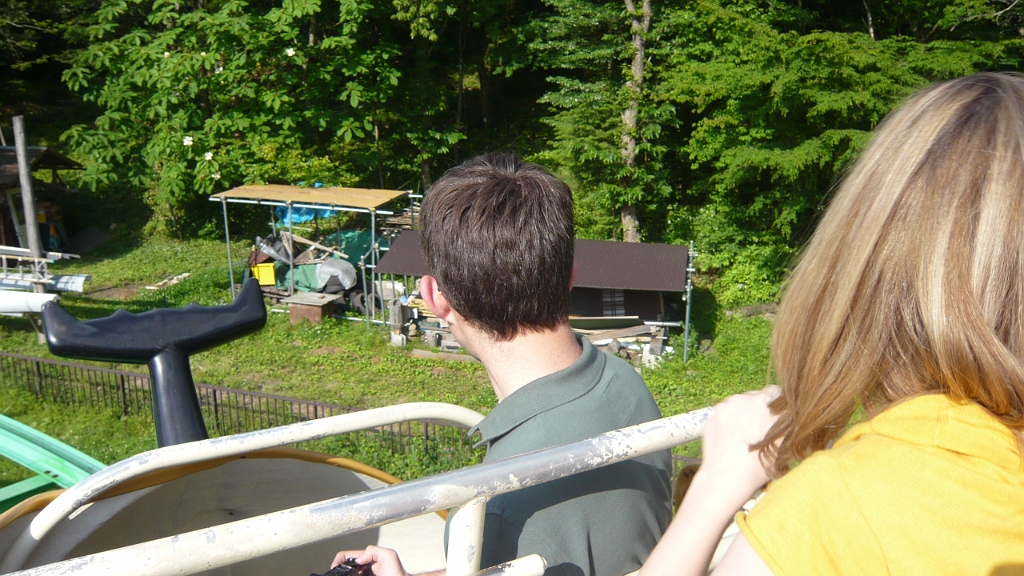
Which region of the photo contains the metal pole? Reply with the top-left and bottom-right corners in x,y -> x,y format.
287,202 -> 295,296
370,209 -> 377,322
12,116 -> 44,294
360,254 -> 369,328
683,240 -> 695,363
221,198 -> 236,297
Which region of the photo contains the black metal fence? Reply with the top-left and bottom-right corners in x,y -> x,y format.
0,352 -> 481,473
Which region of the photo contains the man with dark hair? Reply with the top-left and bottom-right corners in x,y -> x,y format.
334,153 -> 672,576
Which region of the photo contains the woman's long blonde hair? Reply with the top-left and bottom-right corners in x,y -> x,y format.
764,73 -> 1024,477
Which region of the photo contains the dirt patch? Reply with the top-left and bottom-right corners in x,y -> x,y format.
431,366 -> 451,377
86,285 -> 140,300
312,346 -> 343,356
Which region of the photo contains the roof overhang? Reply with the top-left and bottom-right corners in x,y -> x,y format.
0,147 -> 83,187
376,230 -> 690,292
210,184 -> 408,214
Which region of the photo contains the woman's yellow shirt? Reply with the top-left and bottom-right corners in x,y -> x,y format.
737,394 -> 1024,575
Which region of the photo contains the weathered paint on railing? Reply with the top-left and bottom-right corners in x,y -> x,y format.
3,407 -> 711,576
0,402 -> 486,573
468,554 -> 546,576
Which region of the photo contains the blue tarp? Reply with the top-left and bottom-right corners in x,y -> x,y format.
273,182 -> 337,225
275,206 -> 336,226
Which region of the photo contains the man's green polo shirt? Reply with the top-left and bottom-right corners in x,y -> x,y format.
449,336 -> 673,576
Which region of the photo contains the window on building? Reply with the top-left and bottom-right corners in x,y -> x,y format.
601,288 -> 625,316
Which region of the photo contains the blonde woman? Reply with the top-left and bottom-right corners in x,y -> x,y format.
641,73 -> 1024,576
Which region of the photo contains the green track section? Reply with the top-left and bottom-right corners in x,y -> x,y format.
0,476 -> 58,513
0,414 -> 105,512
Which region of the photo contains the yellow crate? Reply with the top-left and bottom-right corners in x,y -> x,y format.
251,262 -> 276,286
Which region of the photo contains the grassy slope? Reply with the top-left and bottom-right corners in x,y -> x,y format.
0,238 -> 496,412
0,238 -> 772,473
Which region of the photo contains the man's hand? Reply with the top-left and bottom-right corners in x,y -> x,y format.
332,546 -> 410,576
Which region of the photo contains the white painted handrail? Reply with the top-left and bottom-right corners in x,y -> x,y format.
0,402 -> 485,573
4,407 -> 712,576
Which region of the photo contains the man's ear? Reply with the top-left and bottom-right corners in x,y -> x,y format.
420,275 -> 457,323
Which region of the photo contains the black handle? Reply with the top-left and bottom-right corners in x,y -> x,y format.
41,279 -> 268,446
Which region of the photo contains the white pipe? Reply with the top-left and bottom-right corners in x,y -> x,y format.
4,408 -> 711,576
447,498 -> 488,576
0,290 -> 57,314
0,403 -> 484,572
0,247 -> 78,261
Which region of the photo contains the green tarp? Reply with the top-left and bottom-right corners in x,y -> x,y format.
272,231 -> 389,293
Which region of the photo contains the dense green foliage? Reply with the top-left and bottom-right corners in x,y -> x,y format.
7,0 -> 1024,301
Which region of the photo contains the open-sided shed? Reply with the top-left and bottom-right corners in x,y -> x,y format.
210,185 -> 409,322
0,147 -> 82,249
0,147 -> 82,187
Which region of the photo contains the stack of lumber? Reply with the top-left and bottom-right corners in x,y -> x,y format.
568,316 -> 659,344
573,323 -> 660,345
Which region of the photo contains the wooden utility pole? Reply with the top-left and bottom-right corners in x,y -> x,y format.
620,0 -> 651,243
13,115 -> 45,293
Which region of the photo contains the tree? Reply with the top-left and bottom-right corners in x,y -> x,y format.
530,0 -> 672,242
654,0 -> 1024,304
61,0 -> 402,233
619,0 -> 651,242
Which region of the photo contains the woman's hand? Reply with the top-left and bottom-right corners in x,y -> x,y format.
332,546 -> 410,576
638,386 -> 781,576
697,385 -> 781,510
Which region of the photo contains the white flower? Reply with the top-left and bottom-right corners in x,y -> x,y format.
212,172 -> 221,180
164,51 -> 170,57
285,48 -> 296,57
215,66 -> 223,74
204,151 -> 213,161
200,51 -> 206,56
183,136 -> 194,146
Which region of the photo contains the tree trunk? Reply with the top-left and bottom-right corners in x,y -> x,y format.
454,18 -> 465,159
621,205 -> 640,243
421,159 -> 432,192
620,0 -> 650,243
862,0 -> 875,40
477,59 -> 492,130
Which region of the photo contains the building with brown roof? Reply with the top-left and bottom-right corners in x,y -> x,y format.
375,230 -> 690,322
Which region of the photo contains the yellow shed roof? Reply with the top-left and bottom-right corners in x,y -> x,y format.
212,184 -> 407,210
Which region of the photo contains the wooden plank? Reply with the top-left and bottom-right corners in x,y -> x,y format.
577,324 -> 656,341
281,292 -> 342,306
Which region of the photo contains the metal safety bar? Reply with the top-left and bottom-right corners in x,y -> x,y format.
3,407 -> 712,576
0,403 -> 485,573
